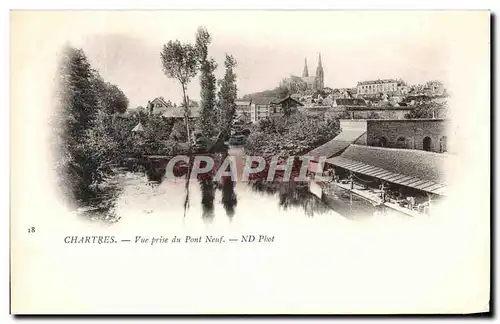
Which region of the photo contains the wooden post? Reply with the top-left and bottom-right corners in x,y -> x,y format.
379,181 -> 386,203
426,192 -> 433,214
348,171 -> 353,211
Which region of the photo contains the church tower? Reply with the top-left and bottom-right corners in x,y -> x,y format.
302,58 -> 309,78
315,53 -> 324,90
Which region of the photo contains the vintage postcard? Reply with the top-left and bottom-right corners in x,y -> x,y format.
10,10 -> 490,314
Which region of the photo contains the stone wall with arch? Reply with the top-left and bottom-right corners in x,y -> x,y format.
366,119 -> 449,153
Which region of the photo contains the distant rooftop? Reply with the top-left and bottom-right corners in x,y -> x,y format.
235,100 -> 252,106
357,79 -> 407,86
338,118 -> 447,122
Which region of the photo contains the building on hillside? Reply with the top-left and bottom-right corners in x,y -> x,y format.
270,96 -> 304,117
390,91 -> 406,103
423,80 -> 446,96
235,100 -> 252,123
250,96 -> 304,123
323,87 -> 334,94
147,96 -> 199,120
149,97 -> 175,115
250,98 -> 272,123
280,53 -> 325,92
357,79 -> 408,97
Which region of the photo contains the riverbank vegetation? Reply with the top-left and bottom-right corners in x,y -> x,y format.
54,26 -> 239,208
54,46 -> 128,205
244,112 -> 341,158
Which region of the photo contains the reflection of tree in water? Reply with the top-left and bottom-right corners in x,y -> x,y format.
77,183 -> 123,223
214,152 -> 237,218
249,179 -> 330,217
199,176 -> 216,223
218,177 -> 237,218
145,167 -> 165,184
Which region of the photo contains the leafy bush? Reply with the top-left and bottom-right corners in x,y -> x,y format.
244,111 -> 340,158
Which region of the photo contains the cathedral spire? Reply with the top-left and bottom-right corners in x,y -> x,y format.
302,58 -> 309,77
315,52 -> 324,91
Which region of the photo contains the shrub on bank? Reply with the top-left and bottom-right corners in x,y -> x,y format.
244,112 -> 340,158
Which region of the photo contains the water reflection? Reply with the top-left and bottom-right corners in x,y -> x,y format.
75,157 -> 385,223
76,178 -> 123,223
199,176 -> 216,222
219,177 -> 237,219
248,179 -> 331,217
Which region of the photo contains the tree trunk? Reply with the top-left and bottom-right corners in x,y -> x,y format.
181,84 -> 191,143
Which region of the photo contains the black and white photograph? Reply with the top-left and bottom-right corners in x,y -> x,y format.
9,10 -> 490,315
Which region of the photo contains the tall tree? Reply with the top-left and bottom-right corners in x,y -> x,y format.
218,54 -> 238,138
160,41 -> 199,142
54,46 -> 102,201
91,71 -> 129,115
56,46 -> 99,144
195,27 -> 218,137
103,83 -> 129,114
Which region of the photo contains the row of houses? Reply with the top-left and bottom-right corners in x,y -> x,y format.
137,91 -> 446,127
345,79 -> 446,98
235,96 -> 447,123
357,79 -> 409,96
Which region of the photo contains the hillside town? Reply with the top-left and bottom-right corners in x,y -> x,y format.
56,27 -> 452,221
119,54 -> 451,218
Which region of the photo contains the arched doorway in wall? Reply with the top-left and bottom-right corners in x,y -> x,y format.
396,137 -> 407,149
439,136 -> 448,153
423,136 -> 432,151
379,137 -> 388,147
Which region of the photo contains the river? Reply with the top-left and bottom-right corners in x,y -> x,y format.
78,146 -> 409,224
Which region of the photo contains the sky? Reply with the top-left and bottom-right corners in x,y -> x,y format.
66,11 -> 461,108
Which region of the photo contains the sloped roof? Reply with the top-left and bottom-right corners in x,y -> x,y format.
274,95 -> 304,106
151,97 -> 170,106
307,140 -> 353,160
132,122 -> 145,132
331,144 -> 448,186
326,155 -> 448,196
357,79 -> 407,86
307,130 -> 367,160
252,98 -> 274,105
235,100 -> 252,106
